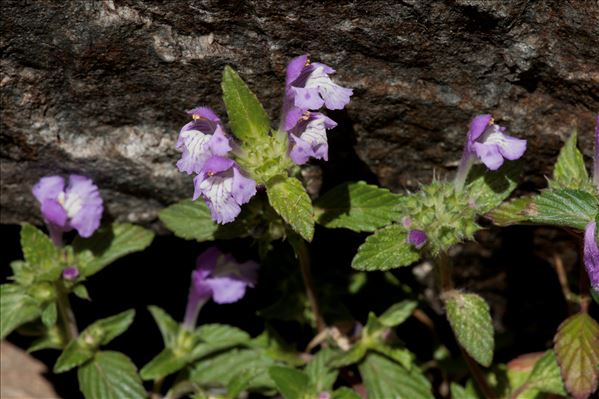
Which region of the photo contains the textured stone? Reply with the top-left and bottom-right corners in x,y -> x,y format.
1,0 -> 598,227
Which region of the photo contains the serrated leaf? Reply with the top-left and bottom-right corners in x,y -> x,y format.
267,177 -> 314,241
379,300 -> 418,327
41,302 -> 57,327
20,223 -> 61,278
221,65 -> 271,143
54,340 -> 94,373
466,162 -> 521,213
148,305 -> 180,347
0,284 -> 41,339
352,225 -> 421,271
554,312 -> 599,399
512,350 -> 566,398
332,387 -> 362,399
529,189 -> 598,230
85,309 -> 136,346
305,349 -> 338,392
10,260 -> 35,285
444,291 -> 494,367
78,351 -> 146,399
191,348 -> 276,390
550,132 -> 592,191
314,181 -> 402,232
359,353 -> 434,399
269,366 -> 312,399
485,197 -> 532,226
140,347 -> 187,380
73,224 -> 154,277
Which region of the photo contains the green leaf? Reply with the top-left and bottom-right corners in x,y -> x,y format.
227,368 -> 266,398
78,351 -> 146,399
371,345 -> 414,370
221,65 -> 271,143
485,197 -> 532,226
305,349 -> 338,392
379,300 -> 418,327
352,225 -> 421,271
268,366 -> 312,399
359,353 -> 434,399
140,347 -> 187,381
550,132 -> 592,191
554,312 -> 599,399
83,309 -> 136,346
329,344 -> 368,368
444,291 -> 494,367
529,189 -> 598,230
314,181 -> 402,232
148,305 -> 180,347
159,199 -> 219,241
194,323 -> 251,343
332,387 -> 362,399
466,162 -> 521,213
512,350 -> 566,398
54,340 -> 94,373
73,224 -> 154,277
10,260 -> 35,285
20,223 -> 61,278
41,302 -> 57,327
450,383 -> 478,399
267,177 -> 314,241
0,284 -> 41,339
72,284 -> 91,301
191,348 -> 276,390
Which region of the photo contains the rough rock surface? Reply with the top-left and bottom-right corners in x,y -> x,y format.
2,0 -> 598,227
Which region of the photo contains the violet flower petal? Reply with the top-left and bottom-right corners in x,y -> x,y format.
231,168 -> 257,205
407,230 -> 428,249
467,114 -> 493,145
584,221 -> 599,292
65,175 -> 103,238
41,199 -> 68,227
62,266 -> 80,281
204,276 -> 248,304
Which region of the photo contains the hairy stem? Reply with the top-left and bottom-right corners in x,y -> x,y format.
293,238 -> 326,333
55,282 -> 78,341
437,251 -> 495,399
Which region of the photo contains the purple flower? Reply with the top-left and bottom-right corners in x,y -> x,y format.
62,266 -> 79,281
407,230 -> 428,249
183,247 -> 259,329
593,114 -> 598,188
467,114 -> 527,171
33,175 -> 103,245
584,221 -> 599,292
176,107 -> 232,174
288,111 -> 337,165
192,156 -> 256,224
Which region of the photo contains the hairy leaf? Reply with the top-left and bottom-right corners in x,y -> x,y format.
445,291 -> 494,367
529,189 -> 598,230
73,224 -> 154,277
466,162 -> 521,213
512,350 -> 566,398
305,349 -> 339,392
359,353 -> 434,399
269,366 -> 312,399
221,65 -> 271,143
485,197 -> 532,226
550,132 -> 592,191
20,223 -> 61,279
352,225 -> 420,271
379,300 -> 418,327
554,312 -> 599,399
0,284 -> 41,339
267,177 -> 314,241
315,181 -> 402,232
78,351 -> 146,399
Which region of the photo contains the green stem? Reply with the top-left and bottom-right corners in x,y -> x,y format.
293,237 -> 326,333
437,252 -> 496,399
55,282 -> 78,341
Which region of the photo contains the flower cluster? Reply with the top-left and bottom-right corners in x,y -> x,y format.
183,247 -> 259,329
176,107 -> 257,224
33,175 -> 103,246
281,54 -> 353,165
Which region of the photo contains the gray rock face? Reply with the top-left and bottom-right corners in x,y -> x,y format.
2,0 -> 598,227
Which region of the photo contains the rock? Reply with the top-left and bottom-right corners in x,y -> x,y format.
0,341 -> 59,398
1,0 -> 597,227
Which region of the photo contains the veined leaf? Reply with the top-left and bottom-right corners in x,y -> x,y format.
221,65 -> 271,143
444,291 -> 494,367
511,350 -> 566,398
20,223 -> 61,279
529,189 -> 598,230
466,162 -> 521,213
73,224 -> 154,277
379,300 -> 418,327
140,347 -> 187,381
78,351 -> 146,399
0,284 -> 41,339
358,353 -> 434,399
267,177 -> 314,241
352,225 -> 421,271
268,366 -> 313,399
485,197 -> 532,226
54,340 -> 94,373
305,349 -> 338,392
554,312 -> 599,399
148,305 -> 180,347
550,132 -> 593,191
314,181 -> 402,232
